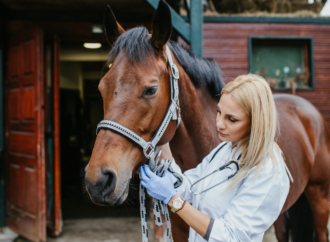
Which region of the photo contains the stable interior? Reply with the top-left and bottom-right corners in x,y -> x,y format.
54,41 -> 140,219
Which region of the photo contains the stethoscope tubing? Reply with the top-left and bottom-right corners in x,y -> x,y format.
189,160 -> 240,195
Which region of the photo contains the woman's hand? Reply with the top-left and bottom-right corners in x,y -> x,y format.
140,165 -> 177,204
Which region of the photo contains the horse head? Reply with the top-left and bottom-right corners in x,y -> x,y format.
85,1 -> 178,206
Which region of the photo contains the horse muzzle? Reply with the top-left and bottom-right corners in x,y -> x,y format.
84,167 -> 129,206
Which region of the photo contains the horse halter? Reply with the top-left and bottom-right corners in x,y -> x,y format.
96,46 -> 181,170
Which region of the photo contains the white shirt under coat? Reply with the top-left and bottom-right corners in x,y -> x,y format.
170,141 -> 290,242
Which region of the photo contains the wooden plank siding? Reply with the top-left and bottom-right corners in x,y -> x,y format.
202,23 -> 330,127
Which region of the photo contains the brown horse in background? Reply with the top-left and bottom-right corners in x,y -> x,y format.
84,1 -> 330,241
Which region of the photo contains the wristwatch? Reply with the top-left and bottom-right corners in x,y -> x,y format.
171,196 -> 186,213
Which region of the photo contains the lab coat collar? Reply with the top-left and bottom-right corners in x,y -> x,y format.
228,141 -> 242,161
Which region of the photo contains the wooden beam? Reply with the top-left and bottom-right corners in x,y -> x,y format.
145,0 -> 191,44
190,0 -> 203,56
182,15 -> 330,24
5,11 -> 155,23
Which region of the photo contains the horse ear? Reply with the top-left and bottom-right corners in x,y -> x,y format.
151,0 -> 172,50
103,5 -> 125,45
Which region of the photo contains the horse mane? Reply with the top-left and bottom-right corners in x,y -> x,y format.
167,41 -> 225,97
107,26 -> 225,97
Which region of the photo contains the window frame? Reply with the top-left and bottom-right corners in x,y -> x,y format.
248,36 -> 314,91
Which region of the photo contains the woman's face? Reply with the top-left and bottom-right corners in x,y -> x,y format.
216,93 -> 251,143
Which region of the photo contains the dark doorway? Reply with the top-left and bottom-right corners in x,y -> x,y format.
58,43 -> 140,220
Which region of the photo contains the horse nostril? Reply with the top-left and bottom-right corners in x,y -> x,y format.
101,167 -> 117,196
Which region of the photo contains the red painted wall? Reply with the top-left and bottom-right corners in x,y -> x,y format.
202,23 -> 330,127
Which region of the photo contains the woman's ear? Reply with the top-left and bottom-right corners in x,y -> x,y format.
151,0 -> 172,50
104,5 -> 125,45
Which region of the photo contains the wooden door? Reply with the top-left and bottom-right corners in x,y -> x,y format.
51,35 -> 62,237
5,28 -> 46,242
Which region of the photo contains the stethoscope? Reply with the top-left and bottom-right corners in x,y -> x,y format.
189,143 -> 241,195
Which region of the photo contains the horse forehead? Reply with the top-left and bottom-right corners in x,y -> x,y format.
115,49 -> 166,74
100,52 -> 167,92
109,65 -> 165,90
122,59 -> 165,79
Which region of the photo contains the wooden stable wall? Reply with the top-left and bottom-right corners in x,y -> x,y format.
203,23 -> 330,127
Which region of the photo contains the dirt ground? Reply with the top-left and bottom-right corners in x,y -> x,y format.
8,196 -> 330,242
11,217 -> 275,242
43,218 -> 277,242
11,216 -> 330,242
46,218 -> 156,242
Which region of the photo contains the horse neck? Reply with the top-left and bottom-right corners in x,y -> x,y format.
170,70 -> 221,172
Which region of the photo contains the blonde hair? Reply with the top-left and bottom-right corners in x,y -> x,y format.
221,74 -> 293,189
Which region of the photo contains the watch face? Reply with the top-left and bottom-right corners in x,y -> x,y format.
173,199 -> 183,209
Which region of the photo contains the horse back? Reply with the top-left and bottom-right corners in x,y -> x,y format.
274,94 -> 330,211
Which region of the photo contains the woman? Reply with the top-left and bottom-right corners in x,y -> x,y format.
140,74 -> 292,242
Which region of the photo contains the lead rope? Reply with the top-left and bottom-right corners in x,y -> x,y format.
139,149 -> 183,242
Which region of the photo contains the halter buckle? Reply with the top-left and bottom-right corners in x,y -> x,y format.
171,64 -> 179,80
143,142 -> 155,159
177,105 -> 181,118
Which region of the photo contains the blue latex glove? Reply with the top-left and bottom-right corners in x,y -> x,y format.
140,164 -> 177,204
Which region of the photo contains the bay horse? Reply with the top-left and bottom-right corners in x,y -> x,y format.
84,1 -> 330,241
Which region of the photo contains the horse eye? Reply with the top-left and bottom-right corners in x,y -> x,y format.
143,86 -> 158,96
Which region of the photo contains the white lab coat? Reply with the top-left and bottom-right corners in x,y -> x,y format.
170,141 -> 290,242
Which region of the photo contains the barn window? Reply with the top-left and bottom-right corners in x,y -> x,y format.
249,37 -> 314,91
